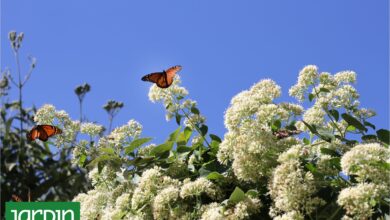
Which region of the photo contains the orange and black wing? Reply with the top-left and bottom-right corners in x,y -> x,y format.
27,125 -> 62,142
27,126 -> 40,141
141,65 -> 182,88
12,194 -> 23,202
141,72 -> 167,88
164,65 -> 182,87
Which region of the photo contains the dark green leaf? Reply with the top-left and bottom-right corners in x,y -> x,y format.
302,120 -> 317,134
168,127 -> 181,142
305,163 -> 317,173
229,187 -> 246,204
320,148 -> 339,157
303,138 -> 310,145
309,93 -> 315,102
361,135 -> 377,142
150,142 -> 174,156
125,137 -> 152,154
272,120 -> 281,131
376,129 -> 390,144
175,114 -> 182,126
364,121 -> 376,130
246,190 -> 259,198
209,134 -> 222,143
329,109 -> 339,121
200,125 -> 208,136
191,107 -> 200,115
319,88 -> 330,93
342,113 -> 367,132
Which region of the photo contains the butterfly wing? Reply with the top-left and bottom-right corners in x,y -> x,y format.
38,125 -> 62,141
27,126 -> 40,141
141,65 -> 182,89
12,195 -> 23,202
165,65 -> 182,86
141,72 -> 164,83
27,125 -> 62,142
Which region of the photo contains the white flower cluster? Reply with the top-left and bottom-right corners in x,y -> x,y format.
80,122 -> 103,137
337,183 -> 388,219
269,144 -> 325,218
218,79 -> 302,182
107,119 -> 142,147
338,143 -> 390,219
341,143 -> 390,185
200,197 -> 262,220
34,104 -> 80,146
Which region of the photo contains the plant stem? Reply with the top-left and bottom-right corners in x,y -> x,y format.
14,50 -> 23,147
180,108 -> 211,149
79,99 -> 83,122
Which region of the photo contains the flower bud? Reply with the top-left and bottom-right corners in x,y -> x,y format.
17,32 -> 24,43
8,31 -> 16,41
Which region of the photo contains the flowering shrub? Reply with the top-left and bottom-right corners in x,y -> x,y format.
50,65 -> 389,219
3,33 -> 389,219
30,65 -> 384,219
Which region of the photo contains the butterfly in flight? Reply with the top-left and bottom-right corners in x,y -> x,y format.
26,125 -> 62,142
141,65 -> 182,88
273,129 -> 302,139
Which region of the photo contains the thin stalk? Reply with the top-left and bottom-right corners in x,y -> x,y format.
313,87 -> 344,137
79,99 -> 83,122
14,50 -> 23,147
108,114 -> 113,133
180,108 -> 211,149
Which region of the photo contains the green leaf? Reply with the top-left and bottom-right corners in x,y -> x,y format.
209,134 -> 222,143
229,187 -> 246,204
346,125 -> 356,131
125,137 -> 152,154
376,129 -> 390,144
271,120 -> 281,131
200,125 -> 208,136
303,138 -> 310,145
361,135 -> 377,142
206,172 -> 224,180
100,147 -> 115,155
175,114 -> 182,126
246,190 -> 259,198
317,128 -> 335,142
364,121 -> 376,130
177,127 -> 193,145
168,127 -> 181,142
320,148 -> 339,157
89,154 -> 121,166
342,113 -> 367,132
305,163 -> 317,173
329,109 -> 339,121
150,141 -> 174,156
79,154 -> 87,166
308,93 -> 315,102
302,121 -> 317,134
209,140 -> 220,155
191,107 -> 200,115
328,157 -> 341,170
319,88 -> 330,93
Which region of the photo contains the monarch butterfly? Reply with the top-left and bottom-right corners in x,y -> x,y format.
273,129 -> 302,139
26,125 -> 62,142
141,65 -> 182,88
12,194 -> 23,202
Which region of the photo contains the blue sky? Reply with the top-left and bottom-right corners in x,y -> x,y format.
2,0 -> 388,143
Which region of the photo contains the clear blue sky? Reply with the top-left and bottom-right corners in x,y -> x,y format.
2,0 -> 389,143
